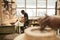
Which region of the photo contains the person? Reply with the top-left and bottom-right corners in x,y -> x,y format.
3,0 -> 9,10
21,10 -> 29,33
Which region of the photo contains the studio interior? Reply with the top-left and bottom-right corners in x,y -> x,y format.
0,0 -> 60,40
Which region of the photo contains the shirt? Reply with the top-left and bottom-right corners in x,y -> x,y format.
24,13 -> 28,21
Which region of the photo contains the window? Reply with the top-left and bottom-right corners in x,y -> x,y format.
47,0 -> 57,8
37,9 -> 46,16
16,0 -> 57,17
26,9 -> 36,16
26,0 -> 36,8
16,0 -> 25,8
47,9 -> 55,16
37,0 -> 46,8
16,9 -> 25,16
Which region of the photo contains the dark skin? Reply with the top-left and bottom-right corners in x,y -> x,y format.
21,11 -> 28,22
40,16 -> 50,31
21,10 -> 28,33
39,16 -> 60,31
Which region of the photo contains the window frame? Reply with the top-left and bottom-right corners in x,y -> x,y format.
16,0 -> 56,17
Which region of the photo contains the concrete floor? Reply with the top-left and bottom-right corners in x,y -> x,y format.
0,33 -> 60,40
13,34 -> 60,40
0,26 -> 60,40
0,33 -> 19,40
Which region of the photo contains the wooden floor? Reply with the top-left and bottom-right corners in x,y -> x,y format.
0,33 -> 19,40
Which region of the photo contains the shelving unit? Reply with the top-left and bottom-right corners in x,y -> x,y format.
0,0 -> 16,33
1,0 -> 16,25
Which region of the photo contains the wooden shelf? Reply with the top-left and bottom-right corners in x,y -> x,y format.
0,0 -> 16,25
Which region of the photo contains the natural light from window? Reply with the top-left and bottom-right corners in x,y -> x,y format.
16,0 -> 57,17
